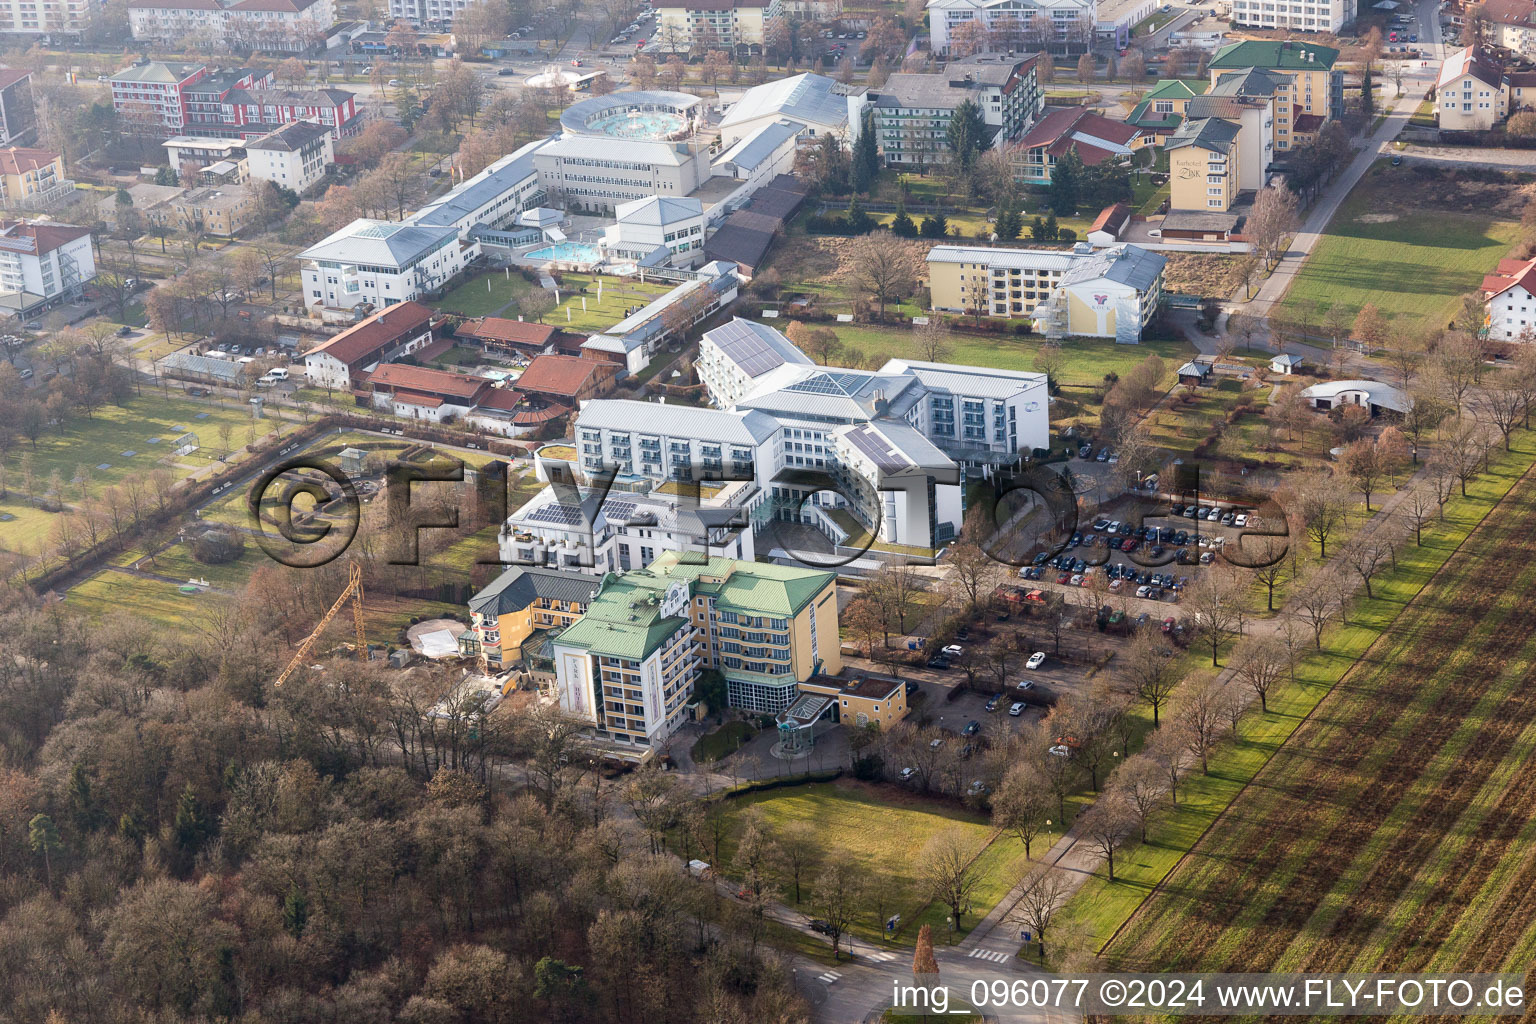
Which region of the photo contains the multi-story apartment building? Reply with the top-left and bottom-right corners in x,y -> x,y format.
302,300 -> 434,388
927,242 -> 1166,342
1227,0 -> 1353,32
531,136 -> 712,215
576,399 -> 784,486
299,219 -> 467,315
553,553 -> 840,755
498,482 -> 758,574
0,147 -> 70,211
1205,41 -> 1341,150
1183,69 -> 1280,191
129,0 -> 334,51
926,0 -> 1093,55
0,220 -> 94,316
467,567 -> 602,670
243,120 -> 333,193
653,0 -> 783,54
113,62 -> 360,139
0,0 -> 88,35
1168,117 -> 1241,212
0,70 -> 36,146
109,62 -> 209,136
145,184 -> 257,236
779,0 -> 839,19
387,0 -> 475,25
866,53 -> 1043,168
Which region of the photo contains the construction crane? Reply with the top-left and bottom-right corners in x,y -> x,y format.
274,562 -> 367,688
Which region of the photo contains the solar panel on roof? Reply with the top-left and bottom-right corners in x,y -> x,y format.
602,500 -> 638,521
525,504 -> 584,526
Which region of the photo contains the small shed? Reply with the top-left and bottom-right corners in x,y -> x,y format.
1270,353 -> 1304,375
1176,360 -> 1212,386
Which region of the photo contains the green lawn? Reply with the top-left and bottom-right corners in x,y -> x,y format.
1051,425 -> 1536,962
64,567 -> 232,625
135,540 -> 268,589
785,321 -> 1192,391
1276,163 -> 1521,334
691,720 -> 758,762
438,271 -> 535,317
552,273 -> 675,333
716,780 -> 1060,947
0,394 -> 298,555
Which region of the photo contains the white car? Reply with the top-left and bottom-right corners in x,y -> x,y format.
1016,679 -> 1036,692
929,737 -> 944,750
899,767 -> 917,780
941,644 -> 964,657
1009,702 -> 1025,716
1234,513 -> 1249,528
1048,744 -> 1072,757
1136,585 -> 1151,598
1025,651 -> 1046,670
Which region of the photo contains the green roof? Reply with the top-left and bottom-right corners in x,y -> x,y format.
644,551 -> 834,617
1144,78 -> 1209,101
1208,39 -> 1338,71
1126,80 -> 1207,130
553,554 -> 835,660
553,571 -> 690,661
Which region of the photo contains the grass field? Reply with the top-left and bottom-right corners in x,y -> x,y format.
779,321 -> 1192,391
0,393 -> 298,555
1052,427 -> 1536,970
717,779 -> 1059,946
1276,163 -> 1525,334
64,567 -> 232,624
552,273 -> 675,333
691,720 -> 757,762
438,271 -> 535,317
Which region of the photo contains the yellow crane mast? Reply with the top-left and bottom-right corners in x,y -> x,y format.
274,562 -> 367,688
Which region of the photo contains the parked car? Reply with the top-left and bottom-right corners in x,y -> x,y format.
926,656 -> 951,669
899,767 -> 917,780
985,695 -> 1002,712
929,737 -> 944,750
1162,617 -> 1176,633
1009,702 -> 1025,716
962,720 -> 980,736
809,919 -> 833,934
1016,678 -> 1036,692
941,644 -> 964,657
1025,651 -> 1046,670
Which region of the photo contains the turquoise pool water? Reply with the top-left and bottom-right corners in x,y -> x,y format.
525,242 -> 604,263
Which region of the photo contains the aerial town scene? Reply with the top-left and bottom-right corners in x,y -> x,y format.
0,0 -> 1533,1017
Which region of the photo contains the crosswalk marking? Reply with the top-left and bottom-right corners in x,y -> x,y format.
864,950 -> 898,962
817,970 -> 843,984
967,948 -> 1010,963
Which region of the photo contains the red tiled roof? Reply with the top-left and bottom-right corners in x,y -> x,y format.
1090,203 -> 1132,236
229,0 -> 327,11
1015,106 -> 1138,156
0,147 -> 57,176
0,220 -> 89,254
308,301 -> 433,367
1484,258 -> 1536,298
1483,0 -> 1536,27
516,354 -> 615,398
460,316 -> 558,347
477,387 -> 523,411
0,69 -> 31,90
1292,110 -> 1325,133
367,363 -> 491,401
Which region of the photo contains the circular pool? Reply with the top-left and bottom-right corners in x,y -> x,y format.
558,90 -> 702,141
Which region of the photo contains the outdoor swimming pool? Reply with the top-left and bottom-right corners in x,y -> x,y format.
585,110 -> 688,138
524,242 -> 605,264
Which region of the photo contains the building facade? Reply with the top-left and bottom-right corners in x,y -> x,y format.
299,219 -> 468,315
0,220 -> 95,316
0,70 -> 36,146
1227,0 -> 1353,32
243,120 -> 334,192
1167,116 -> 1241,212
926,0 -> 1093,55
129,0 -> 335,51
302,300 -> 435,388
0,147 -> 69,209
866,54 -> 1043,168
652,0 -> 783,53
467,566 -> 602,670
1205,40 -> 1341,151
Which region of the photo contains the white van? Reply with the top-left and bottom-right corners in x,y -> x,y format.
266,367 -> 289,381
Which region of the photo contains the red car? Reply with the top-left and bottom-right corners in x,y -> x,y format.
1121,537 -> 1139,552
1057,571 -> 1071,584
1161,617 -> 1175,634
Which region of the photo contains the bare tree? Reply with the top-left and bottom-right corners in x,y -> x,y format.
843,235 -> 925,320
1121,627 -> 1179,726
1013,868 -> 1072,964
810,861 -> 863,960
1079,793 -> 1135,882
920,828 -> 985,933
1247,185 -> 1299,270
913,316 -> 952,362
1114,754 -> 1167,842
1185,566 -> 1246,668
1403,487 -> 1437,546
1343,539 -> 1391,600
1233,639 -> 1286,713
1478,375 -> 1527,450
1179,678 -> 1226,774
1294,574 -> 1336,649
993,763 -> 1052,858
